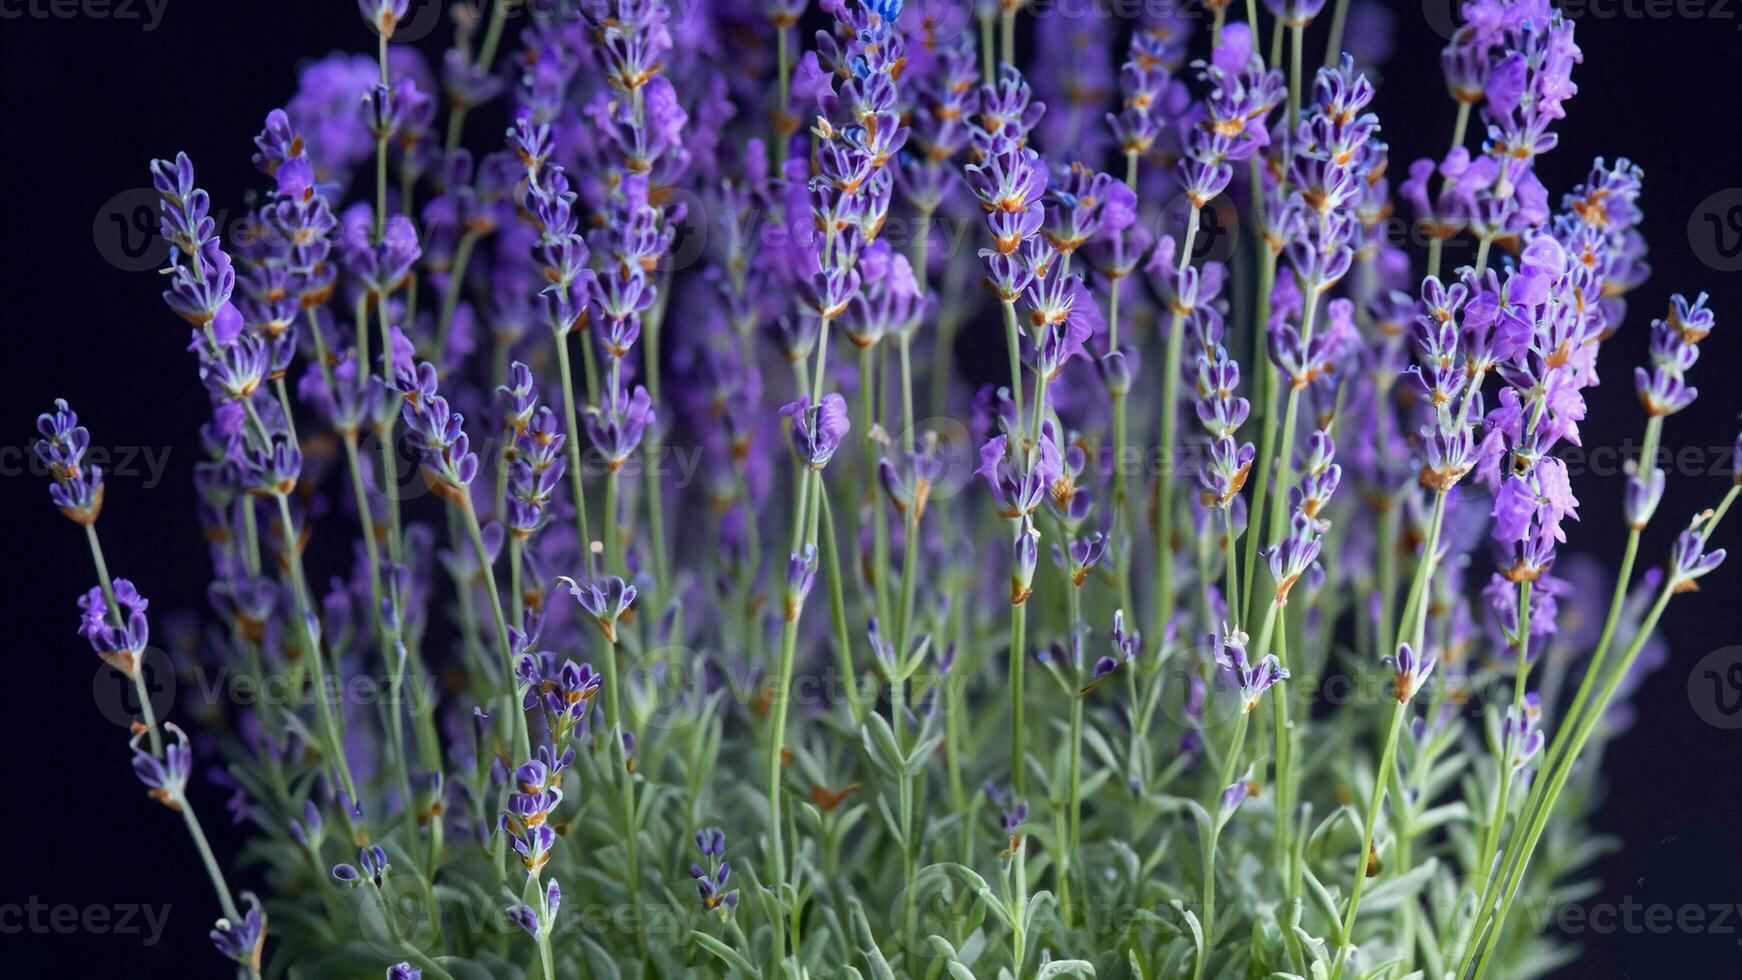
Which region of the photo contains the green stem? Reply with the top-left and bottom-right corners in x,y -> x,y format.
598,628 -> 642,946
767,442 -> 825,965
1195,709 -> 1252,980
456,495 -> 529,759
893,658 -> 919,955
1474,581 -> 1533,906
1463,484 -> 1734,978
1328,491 -> 1446,979
818,489 -> 860,724
979,11 -> 995,86
376,305 -> 405,563
1001,299 -> 1026,432
1323,0 -> 1350,67
603,468 -> 621,576
775,22 -> 791,172
1221,506 -> 1241,626
1395,493 -> 1449,655
1329,702 -> 1407,980
180,800 -> 242,922
1010,597 -> 1029,797
1239,248 -> 1281,623
85,525 -> 163,756
271,492 -> 360,806
1153,207 -> 1200,641
860,344 -> 893,627
553,331 -> 596,574
1249,598 -> 1291,876
434,228 -> 481,360
1253,296 -> 1321,628
1288,25 -> 1304,134
1000,7 -> 1015,69
1062,584 -> 1087,928
340,434 -> 386,632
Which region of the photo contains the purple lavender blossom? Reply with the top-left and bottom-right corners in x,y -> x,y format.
690,827 -> 740,917
130,721 -> 192,810
34,399 -> 104,524
1212,623 -> 1288,713
209,893 -> 266,971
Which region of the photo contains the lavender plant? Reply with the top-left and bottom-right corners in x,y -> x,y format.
32,0 -> 1740,977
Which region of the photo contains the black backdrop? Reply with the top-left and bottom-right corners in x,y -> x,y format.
1,1 -> 1739,976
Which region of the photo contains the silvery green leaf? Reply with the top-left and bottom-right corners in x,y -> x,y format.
1082,725 -> 1120,771
1104,838 -> 1141,883
1291,926 -> 1329,963
1301,865 -> 1342,942
1035,958 -> 1096,977
580,936 -> 623,980
876,793 -> 904,845
1361,857 -> 1439,914
848,898 -> 897,980
1308,805 -> 1358,852
862,715 -> 904,776
435,958 -> 519,980
689,930 -> 758,977
742,862 -> 783,926
905,730 -> 943,776
926,934 -> 962,959
1169,899 -> 1205,967
898,634 -> 932,681
958,926 -> 988,965
1354,958 -> 1407,979
921,863 -> 1013,931
836,802 -> 870,836
1413,802 -> 1470,834
1021,889 -> 1056,937
798,800 -> 824,828
1079,767 -> 1113,798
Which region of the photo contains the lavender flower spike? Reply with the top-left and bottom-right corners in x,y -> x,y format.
34,399 -> 104,524
1212,623 -> 1288,713
558,575 -> 637,644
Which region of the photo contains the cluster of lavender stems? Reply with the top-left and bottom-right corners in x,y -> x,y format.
30,1 -> 1742,978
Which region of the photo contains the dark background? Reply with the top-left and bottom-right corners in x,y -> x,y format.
2,1 -> 1739,976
